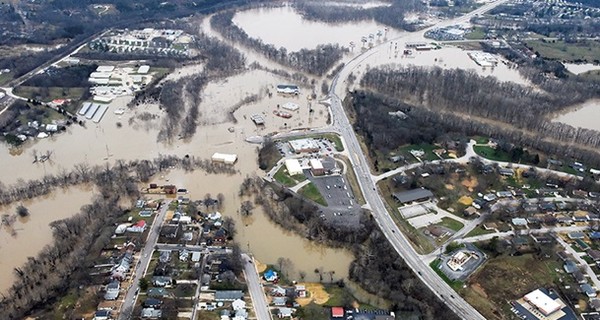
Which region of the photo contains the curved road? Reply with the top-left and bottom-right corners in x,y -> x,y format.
323,1 -> 510,319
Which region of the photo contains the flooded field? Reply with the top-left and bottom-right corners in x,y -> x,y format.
0,186 -> 94,292
564,63 -> 600,75
554,99 -> 600,131
232,6 -> 400,52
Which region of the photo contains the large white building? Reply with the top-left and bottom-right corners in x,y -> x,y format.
211,153 -> 237,164
288,138 -> 320,154
284,159 -> 303,176
521,289 -> 564,319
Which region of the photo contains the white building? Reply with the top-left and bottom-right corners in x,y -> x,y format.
288,139 -> 320,153
137,65 -> 150,74
523,289 -> 563,317
282,102 -> 299,111
284,159 -> 303,176
212,153 -> 237,164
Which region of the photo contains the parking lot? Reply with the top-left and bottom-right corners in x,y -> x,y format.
438,246 -> 486,281
276,138 -> 338,158
308,172 -> 362,226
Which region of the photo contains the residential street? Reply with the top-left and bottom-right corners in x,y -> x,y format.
118,200 -> 172,320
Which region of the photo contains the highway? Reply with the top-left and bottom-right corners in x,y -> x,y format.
118,200 -> 172,320
242,253 -> 271,320
321,1 -> 511,319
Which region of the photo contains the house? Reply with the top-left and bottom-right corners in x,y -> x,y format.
163,185 -> 177,194
139,210 -> 153,217
588,250 -> 600,261
591,232 -> 600,240
295,284 -> 306,298
215,290 -> 244,302
127,220 -> 146,233
496,191 -> 513,198
568,231 -> 585,240
179,250 -> 189,261
214,229 -> 228,244
464,207 -> 478,217
141,308 -> 162,319
589,298 -> 600,312
264,269 -> 279,282
530,234 -> 552,243
93,310 -> 111,320
152,276 -> 172,287
498,168 -> 515,176
272,296 -> 287,306
539,202 -> 557,212
576,239 -> 590,251
392,188 -> 433,205
159,250 -> 171,263
233,308 -> 248,320
512,218 -> 528,226
564,260 -> 578,274
331,307 -> 345,318
556,215 -> 573,225
581,284 -> 597,298
232,299 -> 246,311
277,307 -> 293,318
574,270 -> 587,284
104,281 -> 120,300
191,252 -> 202,262
147,287 -> 169,298
143,298 -> 162,308
483,193 -> 497,202
271,286 -> 286,297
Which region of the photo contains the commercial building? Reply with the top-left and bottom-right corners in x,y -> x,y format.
447,251 -> 474,272
392,188 -> 433,205
310,159 -> 325,176
276,84 -> 299,95
137,65 -> 150,74
519,289 -> 565,319
284,159 -> 303,176
288,138 -> 320,154
211,153 -> 237,165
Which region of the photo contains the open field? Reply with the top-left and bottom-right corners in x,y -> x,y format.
14,86 -> 87,102
438,217 -> 464,232
465,27 -> 486,40
473,145 -> 511,162
465,226 -> 495,238
461,253 -> 563,320
299,182 -> 327,206
525,40 -> 600,63
273,165 -> 306,187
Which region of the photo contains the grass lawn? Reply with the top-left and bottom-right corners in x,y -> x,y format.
473,145 -> 511,162
461,253 -> 562,320
472,136 -> 489,144
14,86 -> 87,102
336,155 -> 366,205
274,166 -> 306,187
465,27 -> 486,40
438,217 -> 464,232
465,226 -> 495,238
299,183 -> 327,206
0,72 -> 13,85
430,259 -> 463,291
399,143 -> 441,162
525,39 -> 600,63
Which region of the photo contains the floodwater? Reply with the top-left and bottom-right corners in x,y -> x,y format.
0,186 -> 94,293
554,99 -> 600,131
564,63 -> 600,75
232,6 -> 400,52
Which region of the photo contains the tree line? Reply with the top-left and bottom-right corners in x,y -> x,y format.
210,11 -> 346,76
239,175 -> 460,319
293,0 -> 424,32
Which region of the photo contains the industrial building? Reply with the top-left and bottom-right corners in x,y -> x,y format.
211,153 -> 237,164
276,84 -> 300,95
513,288 -> 578,320
288,138 -> 320,154
284,159 -> 303,176
392,188 -> 434,205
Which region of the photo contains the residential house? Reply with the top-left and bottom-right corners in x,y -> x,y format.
589,298 -> 600,312
511,218 -> 528,226
179,250 -> 189,261
143,298 -> 162,308
277,307 -> 293,318
233,308 -> 248,320
574,271 -> 587,284
232,299 -> 246,311
147,287 -> 169,298
568,231 -> 586,240
271,286 -> 286,297
104,281 -> 120,300
152,276 -> 172,287
127,220 -> 146,233
581,284 -> 597,298
576,239 -> 590,251
557,251 -> 572,261
159,250 -> 171,263
483,193 -> 497,202
295,285 -> 306,298
141,308 -> 162,319
215,290 -> 244,302
331,307 -> 345,318
539,202 -> 557,212
588,250 -> 600,262
272,296 -> 287,306
93,310 -> 111,320
264,269 -> 279,282
498,168 -> 515,176
464,207 -> 478,217
530,234 -> 552,243
214,229 -> 228,244
564,260 -> 578,274
556,215 -> 573,225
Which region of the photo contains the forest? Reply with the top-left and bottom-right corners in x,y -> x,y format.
210,11 -> 346,75
358,65 -> 600,163
293,0 -> 424,31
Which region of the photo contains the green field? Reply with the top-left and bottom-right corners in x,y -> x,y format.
465,226 -> 495,238
438,217 -> 464,232
398,143 -> 442,162
299,182 -> 327,206
274,166 -> 306,187
473,145 -> 511,162
465,27 -> 486,40
14,86 -> 86,102
0,72 -> 13,85
526,39 -> 600,63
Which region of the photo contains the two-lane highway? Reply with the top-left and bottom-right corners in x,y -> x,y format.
242,254 -> 271,320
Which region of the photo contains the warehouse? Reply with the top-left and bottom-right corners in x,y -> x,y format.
392,188 -> 434,205
211,153 -> 237,165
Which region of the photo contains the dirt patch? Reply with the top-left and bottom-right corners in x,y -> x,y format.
470,283 -> 488,298
295,282 -> 330,306
461,177 -> 478,192
255,259 -> 268,273
458,195 -> 473,206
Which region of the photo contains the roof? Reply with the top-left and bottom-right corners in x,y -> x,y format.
524,289 -> 561,316
215,290 -> 243,301
284,159 -> 302,175
147,287 -> 168,297
564,260 -> 578,273
309,159 -> 324,170
581,284 -> 596,296
568,231 -> 585,239
392,188 -> 433,203
141,307 -> 162,318
211,153 -> 237,164
331,307 -> 344,318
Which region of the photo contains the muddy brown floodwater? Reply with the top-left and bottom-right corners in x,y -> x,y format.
0,186 -> 95,293
554,99 -> 600,132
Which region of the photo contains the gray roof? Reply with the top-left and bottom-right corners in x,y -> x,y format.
392,188 -> 433,203
141,308 -> 162,318
147,287 -> 169,297
215,290 -> 243,301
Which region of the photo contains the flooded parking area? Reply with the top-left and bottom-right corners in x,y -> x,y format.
232,6 -> 400,52
554,99 -> 600,131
